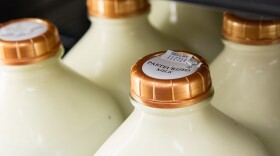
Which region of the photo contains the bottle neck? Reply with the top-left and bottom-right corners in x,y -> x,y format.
0,48 -> 63,73
223,39 -> 280,55
89,12 -> 150,27
130,95 -> 213,116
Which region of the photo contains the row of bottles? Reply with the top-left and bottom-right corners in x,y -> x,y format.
0,0 -> 279,155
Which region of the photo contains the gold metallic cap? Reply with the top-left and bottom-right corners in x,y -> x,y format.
87,0 -> 150,18
131,50 -> 213,109
0,18 -> 61,65
223,12 -> 280,45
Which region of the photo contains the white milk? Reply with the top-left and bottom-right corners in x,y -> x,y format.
149,0 -> 223,62
64,0 -> 185,117
211,12 -> 280,156
95,50 -> 269,156
0,18 -> 124,156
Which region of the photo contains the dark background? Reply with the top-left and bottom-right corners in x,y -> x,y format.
1,0 -> 280,53
177,0 -> 280,17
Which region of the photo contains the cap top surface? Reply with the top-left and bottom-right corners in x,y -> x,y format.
0,21 -> 48,41
142,50 -> 202,80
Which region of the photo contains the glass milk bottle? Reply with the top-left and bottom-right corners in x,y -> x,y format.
149,0 -> 223,62
95,50 -> 269,156
0,18 -> 123,156
63,0 -> 185,117
211,12 -> 280,156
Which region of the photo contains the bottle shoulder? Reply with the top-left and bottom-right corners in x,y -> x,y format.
96,106 -> 268,156
0,61 -> 119,107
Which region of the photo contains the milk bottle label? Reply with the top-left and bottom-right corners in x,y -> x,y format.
142,50 -> 202,79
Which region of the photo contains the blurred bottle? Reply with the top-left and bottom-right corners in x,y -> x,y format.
95,50 -> 269,156
63,0 -> 185,117
211,12 -> 280,156
0,18 -> 123,155
149,0 -> 223,62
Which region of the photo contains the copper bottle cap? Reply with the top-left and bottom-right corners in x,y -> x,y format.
223,12 -> 280,45
0,18 -> 61,65
131,50 -> 213,109
87,0 -> 150,18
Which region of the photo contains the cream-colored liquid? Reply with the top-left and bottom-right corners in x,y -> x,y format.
149,0 -> 223,62
63,13 -> 186,117
95,97 -> 269,156
211,40 -> 280,156
0,49 -> 124,156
